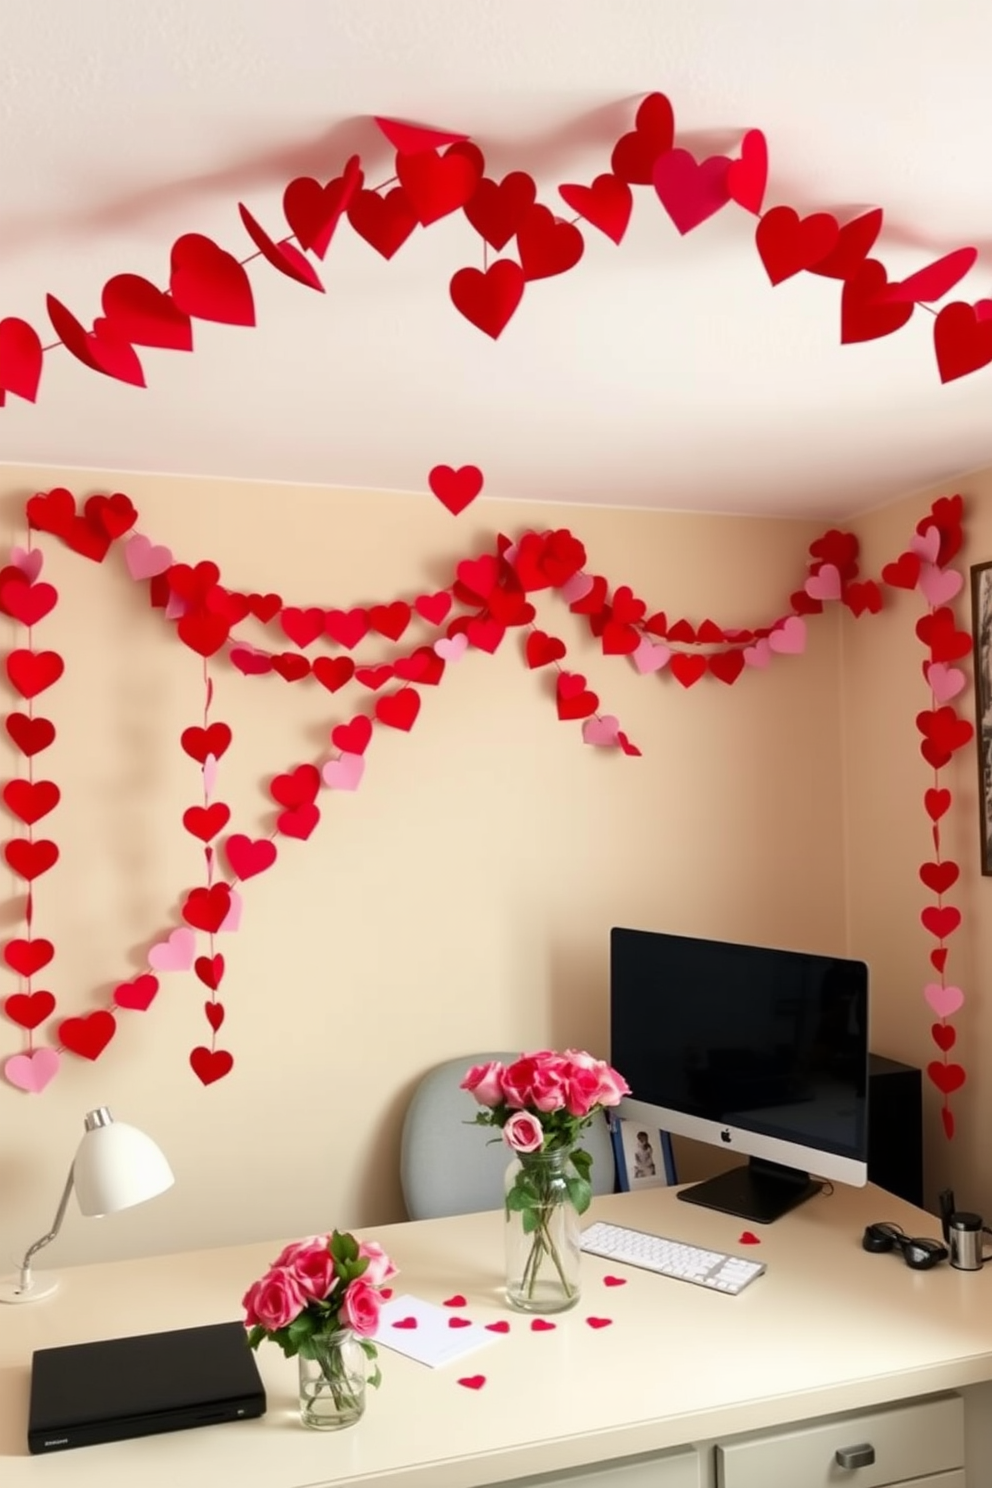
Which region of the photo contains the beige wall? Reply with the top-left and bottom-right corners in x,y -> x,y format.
844,476 -> 992,1220
0,465 -> 850,1269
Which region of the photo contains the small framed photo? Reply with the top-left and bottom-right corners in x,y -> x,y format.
610,1116 -> 677,1191
971,561 -> 992,876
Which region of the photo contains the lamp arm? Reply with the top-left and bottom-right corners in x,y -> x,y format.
17,1161 -> 76,1291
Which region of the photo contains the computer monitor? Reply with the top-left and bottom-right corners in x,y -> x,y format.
610,927 -> 869,1224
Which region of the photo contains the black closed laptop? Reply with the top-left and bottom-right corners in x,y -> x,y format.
28,1319 -> 266,1454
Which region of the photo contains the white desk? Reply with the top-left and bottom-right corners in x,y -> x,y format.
2,1183 -> 992,1488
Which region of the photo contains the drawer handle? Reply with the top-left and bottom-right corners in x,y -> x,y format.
835,1442 -> 876,1470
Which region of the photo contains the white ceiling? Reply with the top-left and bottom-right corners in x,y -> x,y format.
2,0 -> 992,520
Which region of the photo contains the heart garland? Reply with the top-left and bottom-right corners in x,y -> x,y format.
1,490 -> 972,1131
0,96 -> 987,410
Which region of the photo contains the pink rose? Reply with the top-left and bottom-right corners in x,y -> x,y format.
461,1060 -> 506,1106
271,1235 -> 325,1269
242,1267 -> 306,1331
357,1240 -> 397,1287
283,1240 -> 336,1302
341,1278 -> 383,1337
563,1065 -> 602,1117
592,1061 -> 630,1107
503,1110 -> 545,1153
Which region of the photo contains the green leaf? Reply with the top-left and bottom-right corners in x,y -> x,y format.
521,1206 -> 539,1234
330,1229 -> 359,1265
570,1148 -> 593,1181
287,1312 -> 317,1345
247,1325 -> 266,1351
566,1175 -> 593,1214
505,1185 -> 536,1214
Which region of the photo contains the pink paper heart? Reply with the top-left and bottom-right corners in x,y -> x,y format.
602,1275 -> 627,1287
924,982 -> 964,1018
804,563 -> 841,602
926,663 -> 967,704
219,888 -> 243,933
10,547 -> 43,582
458,1374 -> 486,1389
768,617 -> 806,655
165,591 -> 187,620
147,926 -> 196,972
434,634 -> 468,662
585,1316 -> 613,1329
910,526 -> 941,564
125,533 -> 174,580
582,715 -> 620,747
652,149 -> 731,234
485,1320 -> 510,1332
448,1317 -> 472,1329
531,1318 -> 556,1331
560,571 -> 594,604
632,637 -> 671,674
918,563 -> 963,607
443,1294 -> 468,1307
322,751 -> 365,791
202,753 -> 218,799
4,1046 -> 60,1092
743,638 -> 771,669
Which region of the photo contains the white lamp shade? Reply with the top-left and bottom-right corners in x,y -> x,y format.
73,1118 -> 175,1217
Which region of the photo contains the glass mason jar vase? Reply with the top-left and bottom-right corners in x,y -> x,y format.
504,1147 -> 582,1314
297,1327 -> 366,1430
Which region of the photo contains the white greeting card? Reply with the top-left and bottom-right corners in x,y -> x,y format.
374,1294 -> 503,1368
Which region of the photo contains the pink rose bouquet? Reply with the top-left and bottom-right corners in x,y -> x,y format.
243,1230 -> 397,1405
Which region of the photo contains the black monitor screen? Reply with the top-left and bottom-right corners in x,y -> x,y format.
610,928 -> 869,1161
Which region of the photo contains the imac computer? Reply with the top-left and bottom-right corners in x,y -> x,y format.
610,927 -> 869,1224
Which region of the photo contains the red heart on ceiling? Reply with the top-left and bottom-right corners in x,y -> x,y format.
924,788 -> 952,822
927,1061 -> 966,1095
100,273 -> 194,351
312,656 -> 355,693
3,778 -> 60,824
7,649 -> 64,699
375,687 -> 421,731
180,722 -> 232,764
881,552 -> 921,589
280,607 -> 326,648
283,156 -> 363,257
755,207 -> 840,285
429,465 -> 484,515
331,716 -> 373,756
169,234 -> 255,326
525,631 -> 565,668
708,650 -> 745,685
4,937 -> 54,975
0,316 -> 44,402
670,653 -> 708,688
182,884 -> 232,935
465,172 -> 537,250
238,205 -> 323,291
271,764 -> 321,809
726,130 -> 768,215
369,601 -> 412,641
195,954 -> 225,990
841,260 -> 913,344
808,209 -> 883,281
558,174 -> 633,245
346,187 -> 418,259
449,261 -> 525,339
921,905 -> 961,940
396,148 -> 480,226
112,975 -> 159,1012
933,302 -> 992,384
47,294 -> 146,386
4,990 -> 56,1030
204,1000 -> 225,1032
652,150 -> 731,235
0,579 -> 57,626
182,803 -> 231,843
611,92 -> 675,184
887,248 -> 978,305
225,835 -> 277,880
59,1009 -> 117,1060
190,1046 -> 234,1086
920,860 -> 959,894
556,672 -> 598,721
325,608 -> 369,649
932,1024 -> 956,1053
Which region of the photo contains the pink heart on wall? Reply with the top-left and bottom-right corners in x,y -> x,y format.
910,527 -> 941,564
125,535 -> 174,581
3,1047 -> 61,1092
582,715 -> 620,747
322,752 -> 365,791
927,663 -> 967,704
768,617 -> 806,655
631,638 -> 670,674
147,927 -> 196,972
925,983 -> 965,1017
918,563 -> 963,608
804,564 -> 841,601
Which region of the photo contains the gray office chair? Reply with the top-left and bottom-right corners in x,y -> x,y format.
399,1052 -> 618,1221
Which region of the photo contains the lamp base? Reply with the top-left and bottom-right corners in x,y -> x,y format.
0,1271 -> 59,1304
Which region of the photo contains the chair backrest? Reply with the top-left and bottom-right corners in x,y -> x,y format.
399,1052 -> 618,1221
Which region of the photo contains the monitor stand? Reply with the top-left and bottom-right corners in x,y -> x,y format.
676,1156 -> 822,1225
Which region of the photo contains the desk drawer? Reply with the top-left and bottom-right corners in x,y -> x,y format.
487,1445 -> 701,1488
716,1393 -> 963,1488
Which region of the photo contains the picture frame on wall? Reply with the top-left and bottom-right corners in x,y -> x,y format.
609,1115 -> 677,1191
971,561 -> 992,877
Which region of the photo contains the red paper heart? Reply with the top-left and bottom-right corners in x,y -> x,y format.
809,209 -> 883,281
4,937 -> 54,975
86,492 -> 137,541
611,93 -> 675,184
181,722 -> 232,764
525,631 -> 566,669
46,294 -> 146,386
238,205 -> 324,291
177,611 -> 230,658
921,905 -> 962,940
194,954 -> 225,990
932,1023 -> 957,1053
429,465 -> 484,516
277,803 -> 320,841
450,261 -> 525,339
916,608 -> 972,663
558,174 -> 632,245
924,788 -> 952,822
726,130 -> 768,215
844,581 -> 882,617
4,838 -> 58,881
100,273 -> 193,351
112,975 -> 159,1012
204,1000 -> 225,1032
325,608 -> 369,649
26,487 -> 76,541
0,578 -> 57,627
182,802 -> 231,843
602,620 -> 641,656
465,172 -> 537,250
283,157 -> 362,256
670,652 -> 707,688
415,591 -> 452,625
934,302 -> 992,384
169,234 -> 255,326
556,672 -> 598,721
0,316 -> 43,402
448,1317 -> 472,1329
738,1231 -> 761,1245
189,1046 -> 234,1086
456,555 -> 499,602
397,149 -> 480,226
465,616 -> 505,654
392,1316 -> 418,1330
2,778 -> 60,824
516,204 -> 584,281
246,592 -> 283,624
182,884 -> 232,934
653,150 -> 731,235
374,117 -> 468,155
485,1320 -> 510,1332
755,207 -> 839,285
841,261 -> 913,344
889,248 -> 978,305
457,1375 -> 486,1390
169,560 -> 221,603
708,650 -> 745,685
487,587 -> 534,628
530,1319 -> 556,1331
4,990 -> 56,1030
941,1106 -> 955,1139
881,552 -> 921,589
8,648 -> 66,699
919,860 -> 959,894
917,495 -> 963,565
355,664 -> 394,691
280,607 -> 326,648
442,1294 -> 468,1307
272,652 -> 311,682
368,601 -> 412,642
225,835 -> 277,880
585,1317 -> 613,1330
229,646 -> 273,676
602,1275 -> 627,1287
270,764 -> 320,809
312,656 -> 356,693
331,716 -> 373,756
347,187 -> 418,259
931,947 -> 949,974
59,1009 -> 116,1060
375,687 -> 421,731
927,1060 -> 966,1095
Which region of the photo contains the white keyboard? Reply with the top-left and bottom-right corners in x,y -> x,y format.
580,1221 -> 765,1295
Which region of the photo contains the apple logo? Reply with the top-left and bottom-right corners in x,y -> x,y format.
720,1128 -> 732,1143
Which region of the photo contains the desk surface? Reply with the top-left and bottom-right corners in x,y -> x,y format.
2,1183 -> 991,1488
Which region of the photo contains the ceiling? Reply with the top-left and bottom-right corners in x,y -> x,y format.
2,0 -> 992,520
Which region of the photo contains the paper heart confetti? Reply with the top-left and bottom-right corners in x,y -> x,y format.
585,1317 -> 613,1330
738,1231 -> 761,1245
448,1317 -> 472,1329
457,1375 -> 486,1390
442,1294 -> 468,1307
602,1275 -> 627,1287
530,1318 -> 556,1331
392,1316 -> 418,1330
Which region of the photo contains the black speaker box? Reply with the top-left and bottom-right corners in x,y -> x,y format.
868,1052 -> 923,1208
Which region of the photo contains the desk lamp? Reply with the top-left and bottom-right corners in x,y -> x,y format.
0,1106 -> 174,1304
